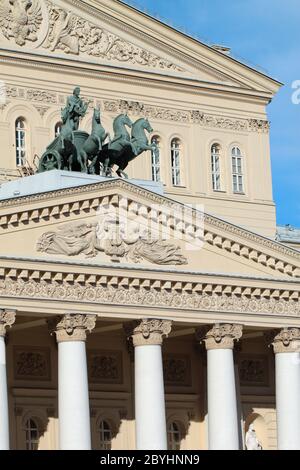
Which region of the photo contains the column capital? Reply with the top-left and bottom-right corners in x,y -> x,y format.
49,314 -> 97,343
271,328 -> 300,354
197,323 -> 243,350
126,319 -> 172,347
0,309 -> 16,337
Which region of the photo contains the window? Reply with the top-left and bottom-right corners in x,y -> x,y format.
55,122 -> 62,137
99,420 -> 112,450
25,418 -> 40,450
211,144 -> 221,191
171,138 -> 182,186
15,117 -> 27,167
231,146 -> 244,193
168,422 -> 182,450
151,135 -> 161,182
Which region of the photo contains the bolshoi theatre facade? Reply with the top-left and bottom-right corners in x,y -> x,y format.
0,0 -> 300,451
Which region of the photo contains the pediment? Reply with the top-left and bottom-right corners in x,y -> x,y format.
0,175 -> 299,280
0,0 -> 280,92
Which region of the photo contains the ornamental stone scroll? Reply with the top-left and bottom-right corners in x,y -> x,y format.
0,309 -> 16,337
48,313 -> 97,343
270,327 -> 300,354
126,318 -> 172,347
197,323 -> 243,350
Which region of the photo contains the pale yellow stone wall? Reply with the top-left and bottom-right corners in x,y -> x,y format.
0,0 -> 281,238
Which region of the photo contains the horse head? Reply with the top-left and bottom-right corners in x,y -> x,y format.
93,107 -> 101,124
142,117 -> 153,134
121,113 -> 133,129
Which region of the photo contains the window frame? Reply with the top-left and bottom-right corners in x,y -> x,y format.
231,146 -> 245,194
211,143 -> 222,191
167,421 -> 183,451
151,135 -> 161,183
24,417 -> 40,451
98,419 -> 113,450
170,137 -> 183,187
15,117 -> 27,167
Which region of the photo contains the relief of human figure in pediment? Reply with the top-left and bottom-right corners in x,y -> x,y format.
36,214 -> 188,266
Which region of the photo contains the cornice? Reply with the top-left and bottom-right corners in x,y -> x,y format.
0,52 -> 271,103
0,273 -> 299,319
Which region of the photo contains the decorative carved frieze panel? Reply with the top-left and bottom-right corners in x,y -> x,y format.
163,355 -> 192,387
14,346 -> 51,381
0,0 -> 182,71
1,279 -> 299,317
36,217 -> 188,266
0,0 -> 48,47
0,83 -> 270,133
43,1 -> 183,71
238,354 -> 269,387
88,350 -> 123,384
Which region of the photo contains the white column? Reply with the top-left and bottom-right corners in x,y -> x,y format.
200,323 -> 243,450
272,328 -> 300,450
52,314 -> 96,450
130,319 -> 172,450
0,309 -> 16,451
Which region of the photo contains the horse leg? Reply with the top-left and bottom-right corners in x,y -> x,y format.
116,162 -> 129,179
89,155 -> 99,175
78,150 -> 88,173
103,157 -> 112,177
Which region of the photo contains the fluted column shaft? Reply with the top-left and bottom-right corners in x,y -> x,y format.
0,310 -> 16,450
51,314 -> 96,450
129,319 -> 172,450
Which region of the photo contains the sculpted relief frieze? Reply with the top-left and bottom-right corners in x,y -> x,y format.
0,279 -> 299,318
36,216 -> 188,266
0,0 -> 182,72
0,0 -> 48,47
1,83 -> 270,133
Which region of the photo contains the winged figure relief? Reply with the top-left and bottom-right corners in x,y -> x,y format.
0,0 -> 42,46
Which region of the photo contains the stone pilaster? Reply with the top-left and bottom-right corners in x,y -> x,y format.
198,323 -> 243,350
0,309 -> 16,337
50,313 -> 97,343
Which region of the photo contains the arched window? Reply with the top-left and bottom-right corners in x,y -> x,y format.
231,146 -> 244,193
171,138 -> 182,186
25,418 -> 40,450
167,421 -> 182,450
211,144 -> 221,191
151,135 -> 161,182
15,117 -> 27,167
99,420 -> 112,450
55,121 -> 62,138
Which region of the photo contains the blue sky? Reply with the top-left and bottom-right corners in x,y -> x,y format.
123,0 -> 300,227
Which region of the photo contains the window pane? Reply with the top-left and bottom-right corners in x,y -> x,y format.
151,136 -> 161,182
25,418 -> 39,451
99,420 -> 112,450
168,422 -> 182,451
15,118 -> 26,167
171,139 -> 182,186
